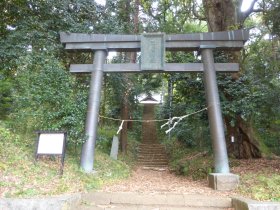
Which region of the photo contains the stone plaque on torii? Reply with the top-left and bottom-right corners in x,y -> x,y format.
60,30 -> 249,190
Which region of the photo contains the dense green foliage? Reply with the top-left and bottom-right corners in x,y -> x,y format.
263,0 -> 280,36
1,0 -> 104,144
9,52 -> 89,145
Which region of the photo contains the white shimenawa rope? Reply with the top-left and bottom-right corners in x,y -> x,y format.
99,115 -> 168,122
116,120 -> 124,134
161,107 -> 208,134
99,107 -> 207,135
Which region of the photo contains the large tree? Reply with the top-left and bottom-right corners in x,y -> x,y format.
201,0 -> 268,158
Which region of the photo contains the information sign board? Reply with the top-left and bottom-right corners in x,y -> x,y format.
35,131 -> 67,175
37,133 -> 65,155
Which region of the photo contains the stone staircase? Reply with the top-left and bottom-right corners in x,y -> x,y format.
138,143 -> 168,168
72,192 -> 234,210
138,104 -> 168,168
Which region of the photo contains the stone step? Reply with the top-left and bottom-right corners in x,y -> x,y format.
139,167 -> 170,170
140,142 -> 161,144
138,151 -> 167,155
138,164 -> 169,167
138,155 -> 166,158
138,153 -> 166,156
139,145 -> 165,150
139,144 -> 165,147
138,158 -> 168,162
139,146 -> 165,149
138,153 -> 167,156
77,205 -> 232,210
138,157 -> 167,160
139,148 -> 166,151
138,148 -> 166,152
138,158 -> 168,161
138,162 -> 168,166
139,145 -> 165,148
73,192 -> 233,210
138,162 -> 168,165
138,160 -> 168,164
138,153 -> 167,155
141,166 -> 169,170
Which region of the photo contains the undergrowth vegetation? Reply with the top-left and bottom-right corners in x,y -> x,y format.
0,122 -> 131,198
239,173 -> 280,201
165,139 -> 214,180
163,137 -> 280,201
96,123 -> 140,166
1,118 -> 279,202
234,159 -> 280,201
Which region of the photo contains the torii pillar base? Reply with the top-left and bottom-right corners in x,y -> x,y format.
208,173 -> 239,191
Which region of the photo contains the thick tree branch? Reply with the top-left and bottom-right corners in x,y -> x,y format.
241,0 -> 263,23
192,1 -> 206,21
252,9 -> 263,13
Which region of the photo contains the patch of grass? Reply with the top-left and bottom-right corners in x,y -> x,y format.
232,158 -> 280,201
119,135 -> 140,167
238,172 -> 280,201
0,123 -> 130,198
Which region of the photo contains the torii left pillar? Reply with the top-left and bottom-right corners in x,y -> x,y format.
81,50 -> 107,172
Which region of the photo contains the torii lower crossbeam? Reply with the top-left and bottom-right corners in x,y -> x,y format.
70,63 -> 239,73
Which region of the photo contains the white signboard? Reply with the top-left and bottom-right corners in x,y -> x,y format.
37,133 -> 65,155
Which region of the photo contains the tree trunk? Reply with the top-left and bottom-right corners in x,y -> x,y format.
225,116 -> 261,158
203,0 -> 236,31
202,0 -> 262,158
119,0 -> 139,154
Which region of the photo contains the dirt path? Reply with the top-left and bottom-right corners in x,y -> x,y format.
102,104 -> 238,197
101,167 -> 238,198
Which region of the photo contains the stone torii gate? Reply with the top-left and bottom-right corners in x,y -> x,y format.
60,30 -> 249,190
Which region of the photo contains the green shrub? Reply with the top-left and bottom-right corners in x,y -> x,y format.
96,126 -> 117,153
9,52 -> 88,147
165,139 -> 213,180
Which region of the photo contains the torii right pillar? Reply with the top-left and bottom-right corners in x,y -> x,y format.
201,46 -> 239,190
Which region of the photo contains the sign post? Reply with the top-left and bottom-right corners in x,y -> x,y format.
35,131 -> 67,175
